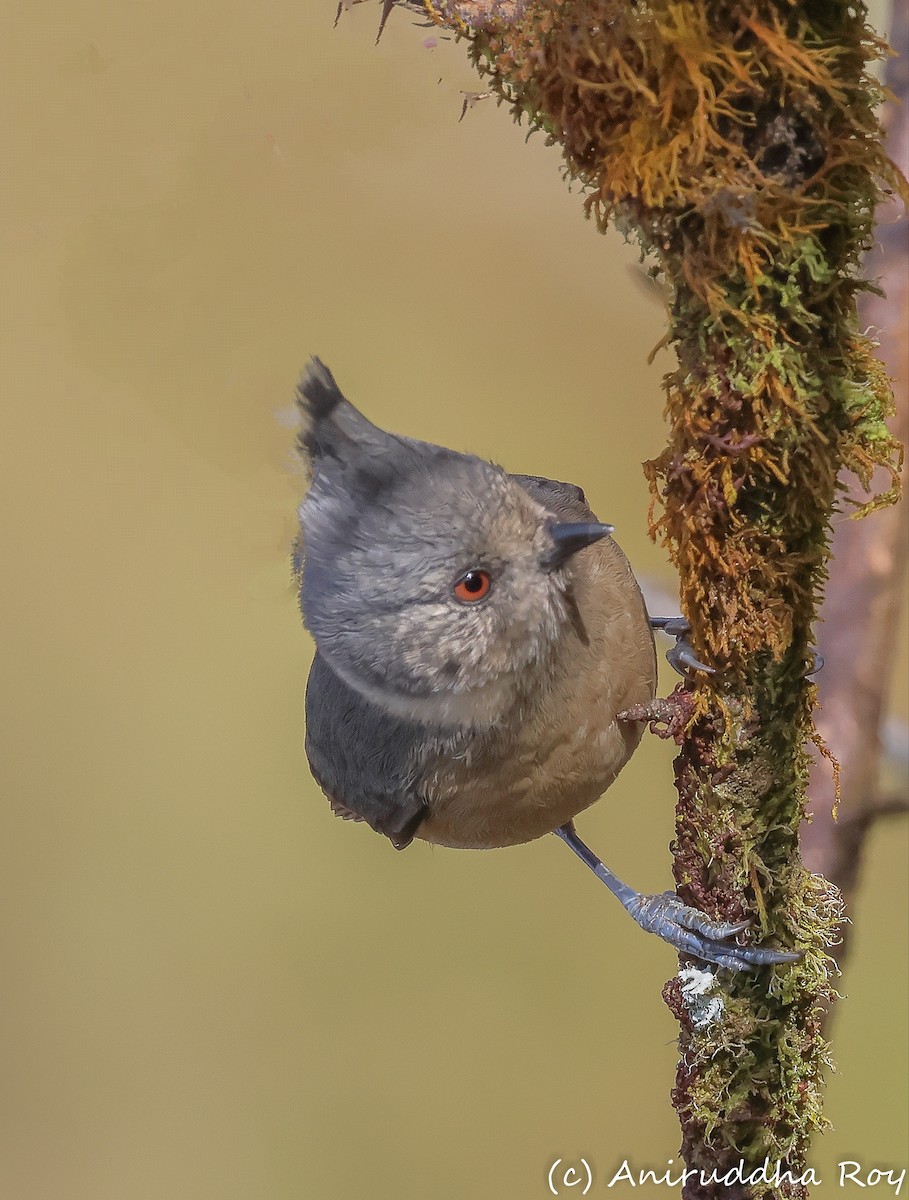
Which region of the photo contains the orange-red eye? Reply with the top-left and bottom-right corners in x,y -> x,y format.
453,569 -> 492,603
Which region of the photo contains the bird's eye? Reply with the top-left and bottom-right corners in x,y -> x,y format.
452,569 -> 493,603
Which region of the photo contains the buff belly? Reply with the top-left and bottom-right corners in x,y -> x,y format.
417,704 -> 648,849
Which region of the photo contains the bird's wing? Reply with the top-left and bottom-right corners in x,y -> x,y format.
511,473 -> 597,523
304,651 -> 429,850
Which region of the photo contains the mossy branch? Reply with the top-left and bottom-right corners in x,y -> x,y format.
367,1 -> 906,1195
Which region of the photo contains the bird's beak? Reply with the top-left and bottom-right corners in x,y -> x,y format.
542,522 -> 614,572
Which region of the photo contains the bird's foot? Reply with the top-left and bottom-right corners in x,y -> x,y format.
554,823 -> 801,973
649,616 -> 714,677
626,890 -> 801,973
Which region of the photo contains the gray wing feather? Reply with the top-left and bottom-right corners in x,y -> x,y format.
305,652 -> 428,849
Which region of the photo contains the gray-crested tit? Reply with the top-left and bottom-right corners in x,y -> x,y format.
293,359 -> 798,971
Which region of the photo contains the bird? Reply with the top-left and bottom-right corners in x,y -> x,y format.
292,358 -> 798,972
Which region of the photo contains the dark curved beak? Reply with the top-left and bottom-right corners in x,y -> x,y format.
542,521 -> 614,572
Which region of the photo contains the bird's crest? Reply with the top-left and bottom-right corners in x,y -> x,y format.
295,358 -> 389,466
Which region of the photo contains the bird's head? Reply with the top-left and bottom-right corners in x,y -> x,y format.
294,359 -> 612,728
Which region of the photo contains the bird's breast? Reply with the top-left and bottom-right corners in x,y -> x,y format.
416,538 -> 657,849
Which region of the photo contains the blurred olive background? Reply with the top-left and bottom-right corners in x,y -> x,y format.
1,2 -> 906,1198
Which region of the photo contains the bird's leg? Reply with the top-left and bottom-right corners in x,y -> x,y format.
553,822 -> 800,972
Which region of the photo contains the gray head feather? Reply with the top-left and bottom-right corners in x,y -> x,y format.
294,359 -> 582,729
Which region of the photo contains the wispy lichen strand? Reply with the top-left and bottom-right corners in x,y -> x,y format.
402,1 -> 905,1195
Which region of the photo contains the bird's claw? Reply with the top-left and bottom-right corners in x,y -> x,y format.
667,640 -> 716,676
649,616 -> 715,677
627,891 -> 801,973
